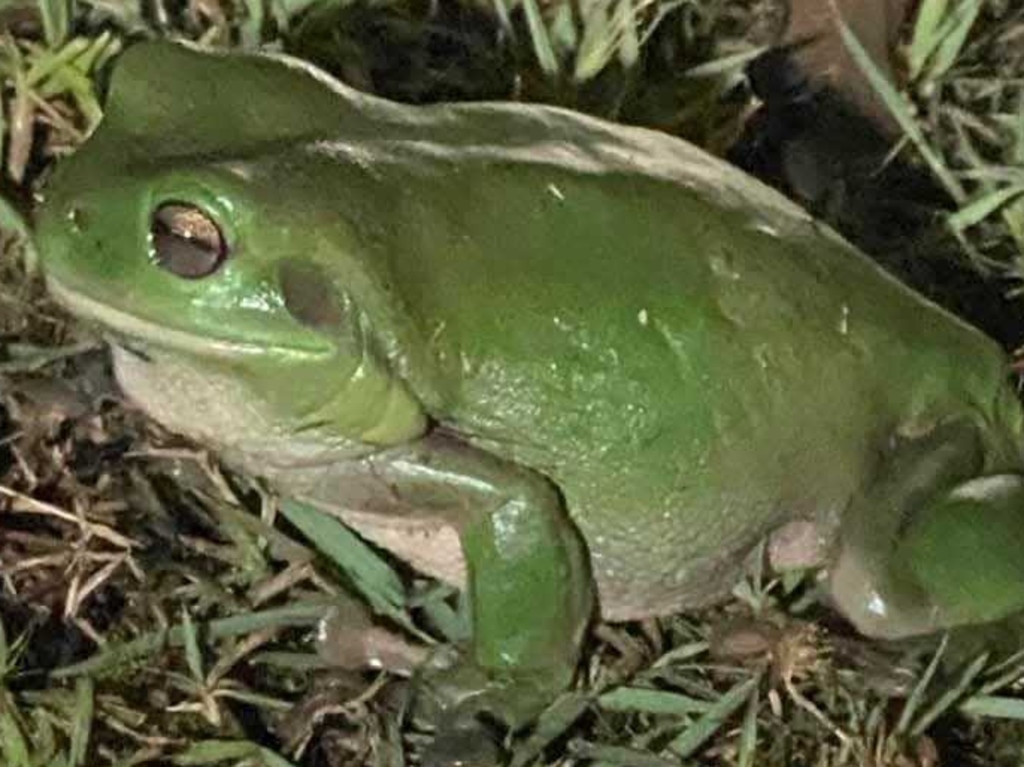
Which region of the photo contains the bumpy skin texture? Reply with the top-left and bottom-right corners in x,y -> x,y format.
35,41 -> 1024,736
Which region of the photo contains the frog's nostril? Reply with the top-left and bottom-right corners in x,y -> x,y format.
67,206 -> 88,232
150,202 -> 228,279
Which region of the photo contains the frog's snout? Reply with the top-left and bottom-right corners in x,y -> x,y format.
65,204 -> 89,234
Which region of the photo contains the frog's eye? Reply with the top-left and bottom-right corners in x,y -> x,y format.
150,202 -> 228,279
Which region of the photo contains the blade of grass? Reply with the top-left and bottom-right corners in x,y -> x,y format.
910,651 -> 989,737
599,687 -> 711,715
277,500 -> 415,632
52,601 -> 328,678
907,0 -> 950,80
68,677 -> 93,767
616,0 -> 639,71
181,609 -> 206,684
736,681 -> 759,767
895,633 -> 948,735
258,747 -> 299,767
960,695 -> 1024,719
172,740 -> 260,764
922,0 -> 983,84
835,5 -> 967,205
36,0 -> 71,47
520,0 -> 559,76
0,689 -> 31,767
665,674 -> 760,759
569,741 -> 683,767
684,46 -> 766,79
948,184 -> 1024,233
510,692 -> 592,767
491,0 -> 513,34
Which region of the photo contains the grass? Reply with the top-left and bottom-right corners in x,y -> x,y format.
1,0 -> 1024,764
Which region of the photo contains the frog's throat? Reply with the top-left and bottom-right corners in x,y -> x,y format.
46,276 -> 332,361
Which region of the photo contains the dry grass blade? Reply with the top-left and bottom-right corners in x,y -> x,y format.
0,483 -> 140,549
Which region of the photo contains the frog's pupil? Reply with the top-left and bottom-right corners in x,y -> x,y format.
150,203 -> 227,279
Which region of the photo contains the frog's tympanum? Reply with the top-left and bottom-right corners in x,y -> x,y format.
35,40 -> 1024,748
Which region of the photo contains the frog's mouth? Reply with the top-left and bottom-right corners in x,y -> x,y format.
46,276 -> 333,362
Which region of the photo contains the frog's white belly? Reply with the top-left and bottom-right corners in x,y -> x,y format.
111,342 -> 833,623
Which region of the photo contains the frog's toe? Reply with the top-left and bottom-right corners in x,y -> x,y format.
415,662 -> 536,727
412,654 -> 572,764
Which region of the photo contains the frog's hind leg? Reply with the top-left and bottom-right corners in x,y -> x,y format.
829,418 -> 1024,638
898,474 -> 1024,629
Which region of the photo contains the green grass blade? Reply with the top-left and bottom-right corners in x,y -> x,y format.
615,0 -> 640,71
172,739 -> 259,763
896,633 -> 948,735
836,11 -> 967,204
911,652 -> 989,737
907,0 -> 950,80
521,0 -> 559,76
599,687 -> 711,715
180,608 -> 206,684
570,741 -> 682,767
52,602 -> 327,678
258,747 -> 299,767
510,693 -> 591,767
948,184 -> 1024,233
68,676 -> 94,767
960,695 -> 1024,719
923,0 -> 983,83
0,689 -> 31,767
737,681 -> 759,767
277,500 -> 410,625
36,0 -> 71,47
666,674 -> 759,759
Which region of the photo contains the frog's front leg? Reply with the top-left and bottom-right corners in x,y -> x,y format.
313,432 -> 595,736
830,418 -> 1024,638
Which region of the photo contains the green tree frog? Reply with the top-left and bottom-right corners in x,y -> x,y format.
34,39 -> 1024,750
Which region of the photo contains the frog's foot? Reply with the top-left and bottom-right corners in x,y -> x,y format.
306,434 -> 595,762
898,474 -> 1024,630
829,420 -> 1024,638
833,474 -> 1024,638
413,651 -> 575,767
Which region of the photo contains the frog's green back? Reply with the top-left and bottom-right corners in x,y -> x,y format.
349,141 -> 1023,615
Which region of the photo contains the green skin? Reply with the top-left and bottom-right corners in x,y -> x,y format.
35,40 -> 1024,739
